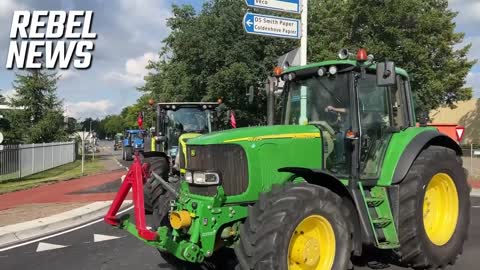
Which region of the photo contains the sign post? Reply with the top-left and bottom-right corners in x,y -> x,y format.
243,0 -> 309,124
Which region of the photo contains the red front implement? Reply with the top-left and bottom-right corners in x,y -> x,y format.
104,153 -> 157,241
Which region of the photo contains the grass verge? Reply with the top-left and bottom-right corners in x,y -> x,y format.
0,157 -> 105,194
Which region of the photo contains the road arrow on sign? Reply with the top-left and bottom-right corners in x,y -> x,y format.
245,0 -> 301,14
243,12 -> 301,39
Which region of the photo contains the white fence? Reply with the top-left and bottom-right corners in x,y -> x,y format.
0,142 -> 76,181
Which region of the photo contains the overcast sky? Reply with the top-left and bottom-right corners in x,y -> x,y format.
0,0 -> 478,120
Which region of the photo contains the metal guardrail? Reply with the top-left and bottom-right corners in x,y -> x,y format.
0,141 -> 75,182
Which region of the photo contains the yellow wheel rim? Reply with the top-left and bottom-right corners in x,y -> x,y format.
423,173 -> 459,246
288,215 -> 336,270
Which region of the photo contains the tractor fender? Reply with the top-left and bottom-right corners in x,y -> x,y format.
392,130 -> 462,184
278,167 -> 368,255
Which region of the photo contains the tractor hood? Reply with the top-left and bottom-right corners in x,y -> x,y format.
188,125 -> 321,145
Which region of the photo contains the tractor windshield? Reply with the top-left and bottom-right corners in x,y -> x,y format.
283,73 -> 352,175
167,108 -> 209,134
284,73 -> 351,131
133,132 -> 144,141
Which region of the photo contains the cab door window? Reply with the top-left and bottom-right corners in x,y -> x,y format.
358,74 -> 398,179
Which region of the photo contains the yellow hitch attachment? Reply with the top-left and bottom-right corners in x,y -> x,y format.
170,210 -> 192,230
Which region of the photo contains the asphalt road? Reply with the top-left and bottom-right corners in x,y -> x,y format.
1,197 -> 480,270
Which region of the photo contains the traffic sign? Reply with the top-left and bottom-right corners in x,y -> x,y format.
455,126 -> 465,142
243,13 -> 301,39
245,0 -> 301,14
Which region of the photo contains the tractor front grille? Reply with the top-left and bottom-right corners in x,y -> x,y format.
186,144 -> 248,196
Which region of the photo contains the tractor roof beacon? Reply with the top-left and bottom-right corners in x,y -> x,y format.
105,49 -> 470,270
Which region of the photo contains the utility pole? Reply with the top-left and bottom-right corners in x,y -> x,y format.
299,0 -> 308,125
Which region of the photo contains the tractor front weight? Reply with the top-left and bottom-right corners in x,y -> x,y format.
104,152 -> 249,264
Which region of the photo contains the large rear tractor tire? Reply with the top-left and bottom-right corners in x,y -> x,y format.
235,182 -> 353,270
142,153 -> 170,215
396,146 -> 470,269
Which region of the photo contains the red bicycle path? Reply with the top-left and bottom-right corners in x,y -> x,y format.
0,170 -> 131,211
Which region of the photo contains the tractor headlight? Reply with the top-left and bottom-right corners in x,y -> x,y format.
185,171 -> 220,185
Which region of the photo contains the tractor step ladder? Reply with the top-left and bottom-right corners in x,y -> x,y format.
359,184 -> 399,249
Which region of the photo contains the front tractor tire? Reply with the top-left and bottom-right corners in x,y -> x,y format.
142,153 -> 170,214
396,146 -> 470,269
235,182 -> 353,270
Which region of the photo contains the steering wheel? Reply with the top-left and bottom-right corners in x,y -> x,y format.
309,121 -> 336,166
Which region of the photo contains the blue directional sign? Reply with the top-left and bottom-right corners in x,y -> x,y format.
243,13 -> 301,39
245,0 -> 301,14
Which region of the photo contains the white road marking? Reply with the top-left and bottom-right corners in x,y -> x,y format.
36,242 -> 68,252
0,206 -> 134,252
473,206 -> 480,208
93,234 -> 121,243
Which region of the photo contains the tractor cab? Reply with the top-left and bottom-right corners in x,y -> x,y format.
152,102 -> 218,172
277,49 -> 412,180
122,129 -> 146,160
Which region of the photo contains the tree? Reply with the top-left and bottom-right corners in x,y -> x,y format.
102,115 -> 125,137
141,0 -> 294,126
8,69 -> 66,143
141,0 -> 474,124
0,92 -> 6,105
308,0 -> 475,114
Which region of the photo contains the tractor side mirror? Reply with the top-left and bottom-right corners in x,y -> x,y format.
377,61 -> 396,86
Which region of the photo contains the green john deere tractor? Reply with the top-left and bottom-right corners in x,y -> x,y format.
111,49 -> 470,270
142,102 -> 219,213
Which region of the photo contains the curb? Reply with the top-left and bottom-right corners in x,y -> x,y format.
0,200 -> 132,249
